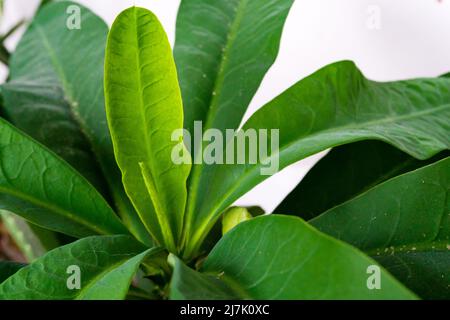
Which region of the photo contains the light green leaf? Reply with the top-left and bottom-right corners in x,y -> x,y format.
202,215 -> 416,299
168,254 -> 240,300
222,207 -> 252,235
182,61 -> 450,258
311,157 -> 450,299
105,7 -> 190,250
275,141 -> 447,220
0,261 -> 25,284
0,1 -> 150,245
0,118 -> 128,238
0,235 -> 157,300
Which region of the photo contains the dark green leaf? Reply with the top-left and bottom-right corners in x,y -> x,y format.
174,0 -> 294,135
0,235 -> 158,299
177,0 -> 295,259
183,61 -> 450,257
1,1 -> 150,245
0,119 -> 128,238
275,141 -> 447,220
168,254 -> 240,300
202,215 -> 415,299
311,157 -> 450,299
0,261 -> 25,284
105,7 -> 190,250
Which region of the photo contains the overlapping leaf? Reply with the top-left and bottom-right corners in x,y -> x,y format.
0,235 -> 158,299
173,215 -> 416,299
175,0 -> 295,254
169,254 -> 239,300
182,61 -> 450,257
275,141 -> 447,220
0,1 -> 150,244
311,157 -> 450,299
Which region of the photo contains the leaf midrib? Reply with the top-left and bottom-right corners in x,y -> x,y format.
130,8 -> 173,247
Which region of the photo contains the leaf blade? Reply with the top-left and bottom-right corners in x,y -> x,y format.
0,118 -> 128,238
168,254 -> 241,300
0,1 -> 150,245
202,215 -> 416,299
0,235 -> 151,299
183,61 -> 450,256
105,7 -> 190,249
310,157 -> 450,299
77,247 -> 163,300
174,0 -> 295,135
176,0 -> 295,258
275,141 -> 448,220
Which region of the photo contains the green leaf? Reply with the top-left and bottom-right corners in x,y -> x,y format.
105,7 -> 190,250
0,235 -> 158,300
0,1 -> 150,245
174,0 -> 294,136
202,215 -> 416,299
1,210 -> 59,262
310,157 -> 450,299
77,247 -> 162,300
176,0 -> 295,259
168,254 -> 240,300
182,61 -> 450,258
275,141 -> 447,220
0,118 -> 128,238
0,261 -> 25,284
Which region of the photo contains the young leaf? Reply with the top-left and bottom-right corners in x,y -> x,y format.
310,157 -> 450,299
202,215 -> 416,299
168,254 -> 240,300
0,235 -> 159,300
274,141 -> 447,220
0,118 -> 128,238
222,207 -> 252,235
105,7 -> 190,250
0,1 -> 150,245
183,61 -> 450,257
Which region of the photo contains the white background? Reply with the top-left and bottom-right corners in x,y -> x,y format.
1,0 -> 450,213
